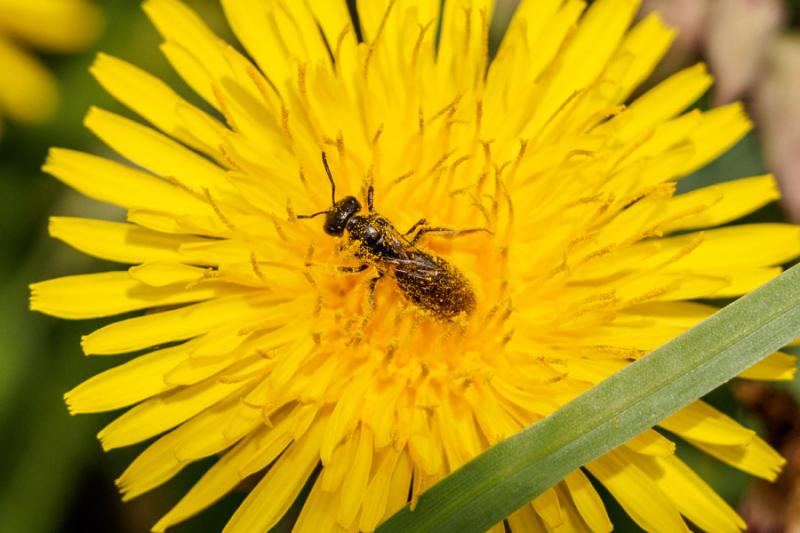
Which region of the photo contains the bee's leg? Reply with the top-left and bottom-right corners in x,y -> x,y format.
403,218 -> 427,236
367,272 -> 385,312
409,226 -> 491,245
339,264 -> 369,273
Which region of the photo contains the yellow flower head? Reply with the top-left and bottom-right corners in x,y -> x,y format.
0,0 -> 102,131
32,0 -> 797,531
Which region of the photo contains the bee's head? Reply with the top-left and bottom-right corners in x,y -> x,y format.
297,153 -> 361,235
323,196 -> 361,236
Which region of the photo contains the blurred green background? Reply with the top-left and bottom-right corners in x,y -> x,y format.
0,1 -> 799,532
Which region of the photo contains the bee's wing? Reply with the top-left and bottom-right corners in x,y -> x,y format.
387,253 -> 443,279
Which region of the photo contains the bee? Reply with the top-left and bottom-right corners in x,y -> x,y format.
298,153 -> 485,320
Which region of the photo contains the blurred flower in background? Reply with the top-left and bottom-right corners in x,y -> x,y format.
641,0 -> 800,222
0,0 -> 102,137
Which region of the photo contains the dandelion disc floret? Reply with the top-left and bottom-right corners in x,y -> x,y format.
32,0 -> 798,531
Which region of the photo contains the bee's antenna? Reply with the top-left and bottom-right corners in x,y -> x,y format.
297,210 -> 328,220
322,152 -> 336,206
298,152 -> 337,220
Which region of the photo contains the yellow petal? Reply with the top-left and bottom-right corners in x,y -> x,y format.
689,435 -> 785,481
612,64 -> 712,143
407,404 -> 445,477
487,524 -> 506,533
293,475 -> 347,533
128,262 -> 207,287
435,397 -> 486,474
640,224 -> 799,272
48,217 -> 210,265
157,41 -> 217,107
43,148 -> 210,213
152,424 -> 284,532
563,470 -> 611,533
587,449 -> 688,532
515,1 -> 586,104
236,408 -> 295,479
142,0 -> 231,108
178,239 -> 258,267
221,0 -> 330,88
679,103 -> 752,175
320,375 -> 371,463
125,209 -> 228,237
358,447 -> 402,532
209,48 -> 287,149
507,503 -> 547,533
613,12 -> 676,102
338,425 -> 374,529
81,293 -> 280,355
664,175 -> 780,232
625,300 -> 717,328
712,267 -> 783,297
625,449 -> 745,533
501,0 -> 565,65
84,107 -> 230,193
382,450 -> 413,523
553,482 -> 594,532
163,326 -> 266,387
304,1 -> 355,59
625,429 -> 676,456
222,415 -> 326,533
739,352 -> 797,381
532,487 -> 564,529
659,401 -> 755,446
356,0 -> 397,43
97,358 -> 261,449
437,0 -> 494,93
320,428 -> 357,491
64,340 -> 195,414
527,0 -> 639,137
116,394 -> 257,501
30,271 -> 241,319
90,53 -> 226,158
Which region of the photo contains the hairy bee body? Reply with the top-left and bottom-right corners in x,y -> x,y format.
299,154 -> 478,320
345,213 -> 476,319
392,250 -> 476,319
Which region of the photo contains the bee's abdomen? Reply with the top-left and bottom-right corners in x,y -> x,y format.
394,253 -> 476,320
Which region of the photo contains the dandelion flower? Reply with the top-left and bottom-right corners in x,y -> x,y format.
0,0 -> 102,133
32,0 -> 798,531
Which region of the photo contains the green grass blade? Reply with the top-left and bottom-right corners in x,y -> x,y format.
379,262 -> 800,533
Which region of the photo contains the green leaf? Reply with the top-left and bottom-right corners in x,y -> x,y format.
379,262 -> 800,533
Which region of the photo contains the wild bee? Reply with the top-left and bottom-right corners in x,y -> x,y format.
298,153 -> 485,320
